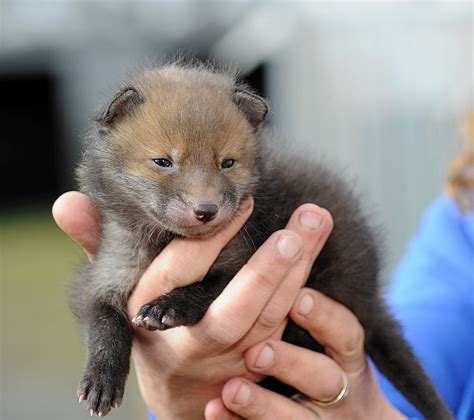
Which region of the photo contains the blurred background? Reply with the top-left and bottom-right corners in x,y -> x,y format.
1,1 -> 472,419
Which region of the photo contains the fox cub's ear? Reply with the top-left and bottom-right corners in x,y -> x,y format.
97,87 -> 144,129
233,88 -> 268,128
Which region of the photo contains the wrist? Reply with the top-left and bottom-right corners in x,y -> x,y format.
151,386 -> 221,420
136,364 -> 222,419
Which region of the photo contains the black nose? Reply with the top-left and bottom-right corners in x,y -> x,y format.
193,204 -> 218,223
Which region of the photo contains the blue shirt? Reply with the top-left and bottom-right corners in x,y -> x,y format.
377,196 -> 474,419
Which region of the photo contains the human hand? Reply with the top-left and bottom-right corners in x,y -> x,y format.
205,289 -> 406,420
53,191 -> 333,419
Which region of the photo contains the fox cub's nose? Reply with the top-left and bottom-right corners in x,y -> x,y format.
193,204 -> 218,223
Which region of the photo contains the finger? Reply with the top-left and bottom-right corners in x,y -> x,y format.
245,339 -> 345,404
205,398 -> 242,420
241,205 -> 333,344
221,378 -> 317,420
285,204 -> 333,274
52,191 -> 101,260
290,288 -> 366,374
196,229 -> 303,350
128,198 -> 253,315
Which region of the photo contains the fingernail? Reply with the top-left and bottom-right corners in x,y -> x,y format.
277,235 -> 301,259
254,345 -> 274,369
298,294 -> 314,315
233,382 -> 251,405
299,211 -> 323,229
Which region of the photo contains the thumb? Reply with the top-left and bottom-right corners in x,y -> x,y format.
52,191 -> 102,261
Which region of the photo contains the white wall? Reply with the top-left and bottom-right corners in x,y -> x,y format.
265,2 -> 473,276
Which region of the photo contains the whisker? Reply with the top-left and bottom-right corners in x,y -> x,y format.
242,225 -> 257,252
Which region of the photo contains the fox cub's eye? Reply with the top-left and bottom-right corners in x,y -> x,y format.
221,159 -> 235,169
153,158 -> 173,168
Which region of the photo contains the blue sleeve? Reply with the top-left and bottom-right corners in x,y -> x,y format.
376,197 -> 474,420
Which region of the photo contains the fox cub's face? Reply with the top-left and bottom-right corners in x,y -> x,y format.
96,67 -> 268,237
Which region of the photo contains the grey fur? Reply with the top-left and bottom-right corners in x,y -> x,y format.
71,63 -> 453,418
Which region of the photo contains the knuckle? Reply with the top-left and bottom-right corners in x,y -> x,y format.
318,372 -> 345,402
158,268 -> 171,284
270,345 -> 301,384
246,264 -> 277,293
340,322 -> 365,357
157,255 -> 204,288
255,302 -> 284,332
157,268 -> 177,291
273,360 -> 299,385
298,250 -> 313,265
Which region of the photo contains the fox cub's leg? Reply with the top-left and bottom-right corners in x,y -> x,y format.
77,301 -> 132,416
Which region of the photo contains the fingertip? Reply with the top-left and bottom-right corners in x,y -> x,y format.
205,398 -> 238,420
52,191 -> 77,228
240,195 -> 254,213
244,340 -> 276,372
294,203 -> 334,232
317,206 -> 334,232
229,196 -> 254,227
52,191 -> 101,259
222,378 -> 252,407
52,191 -> 96,227
290,288 -> 319,320
244,196 -> 254,214
204,398 -> 223,420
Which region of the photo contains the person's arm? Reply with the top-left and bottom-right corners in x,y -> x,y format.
53,191 -> 405,419
376,197 -> 474,418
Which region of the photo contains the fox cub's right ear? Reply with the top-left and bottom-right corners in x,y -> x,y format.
233,87 -> 268,128
96,87 -> 144,129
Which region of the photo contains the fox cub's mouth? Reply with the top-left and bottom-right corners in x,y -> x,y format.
182,223 -> 221,237
157,212 -> 226,238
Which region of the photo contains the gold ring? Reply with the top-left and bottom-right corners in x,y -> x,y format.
310,372 -> 349,408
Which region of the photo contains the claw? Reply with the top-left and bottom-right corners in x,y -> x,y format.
90,409 -> 95,416
78,394 -> 85,403
161,311 -> 176,329
142,316 -> 161,331
132,315 -> 144,326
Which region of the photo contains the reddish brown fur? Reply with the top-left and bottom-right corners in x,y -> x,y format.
109,66 -> 256,203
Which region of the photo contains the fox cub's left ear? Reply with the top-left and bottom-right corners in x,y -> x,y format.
97,87 -> 144,129
233,88 -> 268,128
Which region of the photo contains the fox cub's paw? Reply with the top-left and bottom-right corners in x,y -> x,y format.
77,368 -> 126,417
132,287 -> 210,331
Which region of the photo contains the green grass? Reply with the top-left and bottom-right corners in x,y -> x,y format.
0,209 -> 144,419
1,209 -> 84,376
